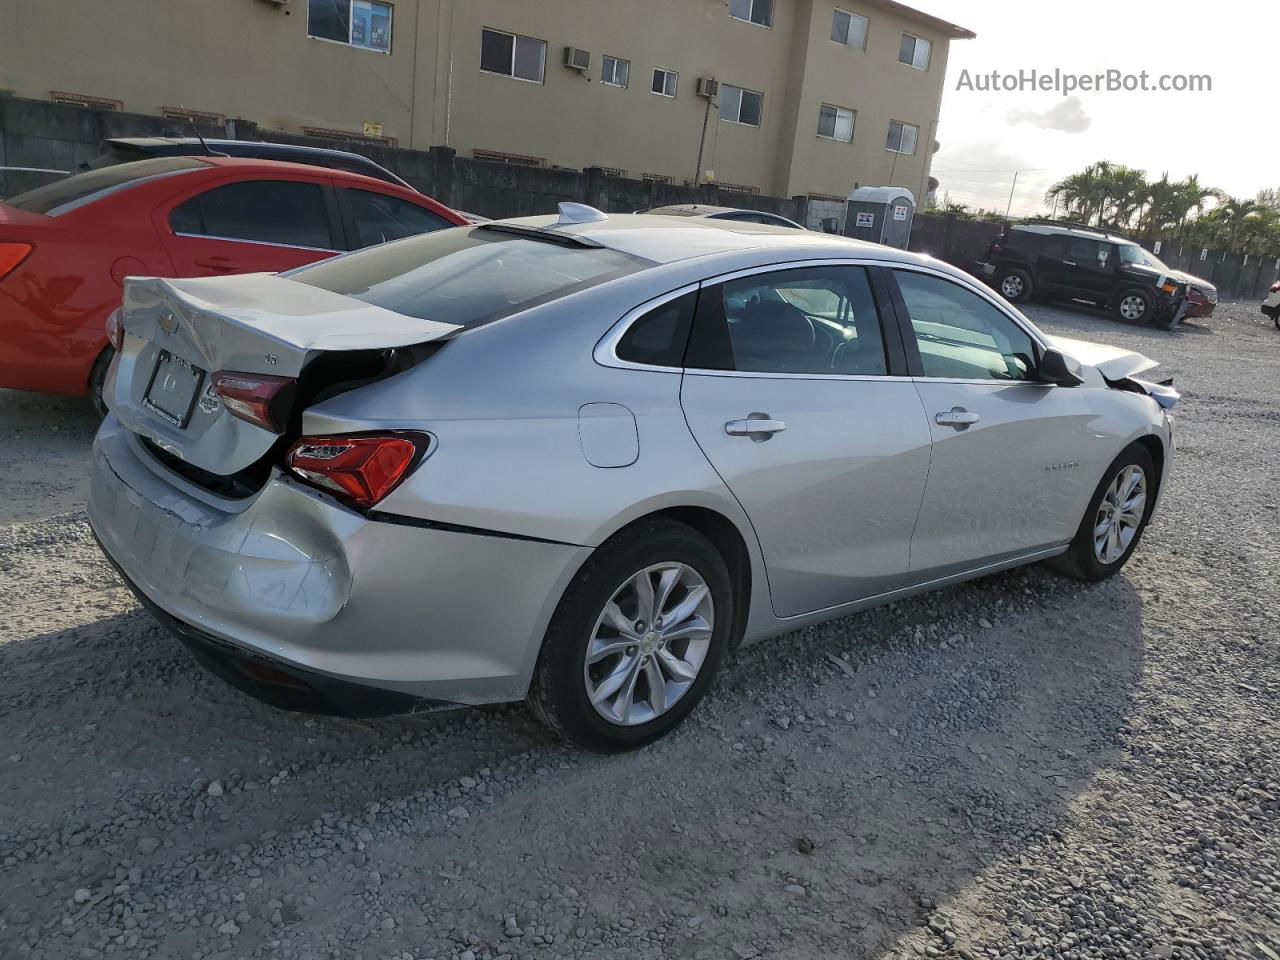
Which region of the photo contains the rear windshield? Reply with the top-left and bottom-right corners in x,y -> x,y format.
290,226 -> 652,328
5,157 -> 206,215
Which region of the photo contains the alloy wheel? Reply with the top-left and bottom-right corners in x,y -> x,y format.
1093,464 -> 1147,564
1119,295 -> 1147,321
1001,275 -> 1024,298
583,562 -> 714,726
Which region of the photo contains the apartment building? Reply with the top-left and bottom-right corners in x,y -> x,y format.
0,0 -> 973,201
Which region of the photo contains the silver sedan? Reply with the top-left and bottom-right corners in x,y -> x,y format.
89,205 -> 1177,751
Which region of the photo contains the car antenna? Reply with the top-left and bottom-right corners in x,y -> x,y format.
182,107 -> 226,158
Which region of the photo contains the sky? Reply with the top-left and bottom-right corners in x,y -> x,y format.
908,0 -> 1273,217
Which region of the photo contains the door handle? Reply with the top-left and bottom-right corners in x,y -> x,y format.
1062,260 -> 1077,267
725,415 -> 787,441
196,256 -> 239,273
935,407 -> 980,428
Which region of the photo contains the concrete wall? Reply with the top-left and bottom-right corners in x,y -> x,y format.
0,0 -> 964,200
0,96 -> 808,222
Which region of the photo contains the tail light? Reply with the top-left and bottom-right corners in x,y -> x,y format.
0,242 -> 33,280
212,371 -> 297,433
286,434 -> 426,508
105,308 -> 124,351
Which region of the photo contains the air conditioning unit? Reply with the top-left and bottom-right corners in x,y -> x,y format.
563,47 -> 591,71
695,77 -> 720,98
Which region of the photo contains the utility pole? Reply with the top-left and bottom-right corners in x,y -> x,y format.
1005,170 -> 1019,219
693,95 -> 713,186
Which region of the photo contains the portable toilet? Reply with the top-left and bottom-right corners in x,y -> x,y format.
845,186 -> 916,248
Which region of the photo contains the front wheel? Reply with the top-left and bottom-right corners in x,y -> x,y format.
1114,289 -> 1154,325
527,518 -> 733,752
1048,443 -> 1156,582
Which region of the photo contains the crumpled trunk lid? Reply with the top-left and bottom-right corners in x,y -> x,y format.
110,272 -> 460,476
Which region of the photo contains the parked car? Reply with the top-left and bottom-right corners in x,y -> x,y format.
979,222 -> 1215,329
642,203 -> 806,229
1263,281 -> 1280,329
88,206 -> 1177,752
84,137 -> 413,190
0,156 -> 466,412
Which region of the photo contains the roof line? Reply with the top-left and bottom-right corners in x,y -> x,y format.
861,0 -> 976,39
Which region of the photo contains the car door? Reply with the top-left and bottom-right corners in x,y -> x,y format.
679,262 -> 933,618
889,267 -> 1105,576
1034,234 -> 1072,293
160,176 -> 340,277
336,186 -> 458,250
1062,237 -> 1115,302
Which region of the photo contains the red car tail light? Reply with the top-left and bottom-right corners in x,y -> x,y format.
286,434 -> 425,508
0,242 -> 33,280
212,371 -> 297,433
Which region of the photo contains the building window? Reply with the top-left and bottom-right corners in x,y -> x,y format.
831,8 -> 868,49
651,68 -> 678,98
886,120 -> 919,154
719,84 -> 763,127
308,0 -> 393,53
601,55 -> 630,88
898,33 -> 931,70
480,28 -> 547,83
817,104 -> 855,142
642,172 -> 673,184
729,0 -> 773,27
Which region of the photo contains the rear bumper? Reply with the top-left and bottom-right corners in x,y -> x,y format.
88,415 -> 590,714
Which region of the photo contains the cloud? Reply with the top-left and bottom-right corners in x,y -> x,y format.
1007,97 -> 1091,134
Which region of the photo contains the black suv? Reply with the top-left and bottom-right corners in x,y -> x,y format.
979,222 -> 1190,330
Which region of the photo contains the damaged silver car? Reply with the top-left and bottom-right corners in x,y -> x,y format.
89,205 -> 1176,751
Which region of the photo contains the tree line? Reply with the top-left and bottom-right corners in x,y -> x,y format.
935,161 -> 1280,256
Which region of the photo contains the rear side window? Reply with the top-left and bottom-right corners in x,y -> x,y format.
169,181 -> 334,249
687,265 -> 888,375
5,157 -> 206,215
290,226 -> 651,329
616,291 -> 698,367
345,189 -> 454,248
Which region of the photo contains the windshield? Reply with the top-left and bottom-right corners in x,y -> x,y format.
290,226 -> 652,328
5,157 -> 206,215
1117,244 -> 1168,271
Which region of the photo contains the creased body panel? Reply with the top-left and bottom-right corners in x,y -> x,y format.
89,415 -> 588,704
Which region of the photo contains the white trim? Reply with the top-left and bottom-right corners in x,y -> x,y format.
173,232 -> 339,254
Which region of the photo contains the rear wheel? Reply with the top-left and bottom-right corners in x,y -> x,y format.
527,518 -> 732,752
996,267 -> 1033,303
88,346 -> 115,418
1114,289 -> 1153,325
1048,443 -> 1155,582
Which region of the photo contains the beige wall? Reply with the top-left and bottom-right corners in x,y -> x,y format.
0,0 -> 961,200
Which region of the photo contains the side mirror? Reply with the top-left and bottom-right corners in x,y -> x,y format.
1038,348 -> 1085,386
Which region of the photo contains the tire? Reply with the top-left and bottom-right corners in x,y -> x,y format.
1048,443 -> 1156,582
1113,289 -> 1154,325
1273,311 -> 1280,332
527,518 -> 733,752
87,345 -> 115,419
996,267 -> 1033,303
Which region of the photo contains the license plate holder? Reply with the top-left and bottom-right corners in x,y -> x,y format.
143,350 -> 205,428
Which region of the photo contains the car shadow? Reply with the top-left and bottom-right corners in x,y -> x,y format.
0,552 -> 1147,959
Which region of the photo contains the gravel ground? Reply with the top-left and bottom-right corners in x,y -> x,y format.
1,299 -> 1277,960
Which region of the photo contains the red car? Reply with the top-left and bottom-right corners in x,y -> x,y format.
0,157 -> 467,411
